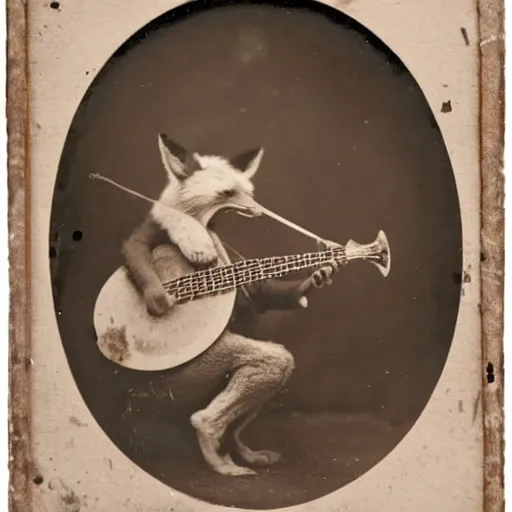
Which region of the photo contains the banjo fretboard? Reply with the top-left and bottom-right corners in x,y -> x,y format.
162,247 -> 345,302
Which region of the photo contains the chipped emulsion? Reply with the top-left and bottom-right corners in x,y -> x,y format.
132,335 -> 173,355
96,326 -> 131,363
472,389 -> 483,425
48,478 -> 81,512
460,27 -> 470,46
441,100 -> 452,113
68,416 -> 88,428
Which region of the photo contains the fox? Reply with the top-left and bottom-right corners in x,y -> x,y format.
120,133 -> 341,476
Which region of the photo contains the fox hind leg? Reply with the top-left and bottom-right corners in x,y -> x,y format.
189,333 -> 295,476
232,353 -> 295,467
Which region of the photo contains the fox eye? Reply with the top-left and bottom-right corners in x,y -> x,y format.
219,189 -> 237,198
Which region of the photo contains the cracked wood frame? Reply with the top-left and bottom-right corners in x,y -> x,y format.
6,0 -> 505,510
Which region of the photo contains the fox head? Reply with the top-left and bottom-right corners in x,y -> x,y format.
154,133 -> 264,225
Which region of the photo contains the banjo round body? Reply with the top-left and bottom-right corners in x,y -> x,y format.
93,243 -> 236,371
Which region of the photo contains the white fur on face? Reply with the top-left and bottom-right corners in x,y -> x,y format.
190,155 -> 254,194
179,155 -> 255,216
152,153 -> 258,224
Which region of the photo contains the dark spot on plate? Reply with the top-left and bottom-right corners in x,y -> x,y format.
69,416 -> 88,427
486,362 -> 495,384
72,230 -> 83,242
441,101 -> 452,113
33,475 -> 44,485
460,27 -> 470,46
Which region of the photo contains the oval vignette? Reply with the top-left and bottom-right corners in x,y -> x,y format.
49,1 -> 462,509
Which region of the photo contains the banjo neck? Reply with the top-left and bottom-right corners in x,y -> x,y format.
160,228 -> 391,304
162,247 -> 346,303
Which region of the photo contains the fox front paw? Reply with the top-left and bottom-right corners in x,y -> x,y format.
144,285 -> 175,317
312,265 -> 336,288
313,238 -> 342,288
177,233 -> 218,266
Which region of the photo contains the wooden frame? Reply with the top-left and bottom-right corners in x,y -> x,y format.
7,0 -> 505,510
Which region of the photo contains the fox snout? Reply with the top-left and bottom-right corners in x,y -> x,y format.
231,195 -> 263,218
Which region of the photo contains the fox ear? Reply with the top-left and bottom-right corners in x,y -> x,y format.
230,147 -> 264,180
158,134 -> 201,179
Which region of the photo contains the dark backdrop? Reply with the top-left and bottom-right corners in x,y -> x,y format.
49,1 -> 462,508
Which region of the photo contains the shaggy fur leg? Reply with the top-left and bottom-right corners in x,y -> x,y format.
232,363 -> 294,466
190,335 -> 295,476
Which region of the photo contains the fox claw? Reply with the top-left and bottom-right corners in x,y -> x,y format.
312,239 -> 342,288
312,266 -> 332,288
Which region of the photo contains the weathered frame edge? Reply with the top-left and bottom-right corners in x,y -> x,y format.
7,0 -> 31,511
5,0 -> 506,511
479,0 -> 506,511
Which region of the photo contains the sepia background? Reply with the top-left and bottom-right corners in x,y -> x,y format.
47,3 -> 463,508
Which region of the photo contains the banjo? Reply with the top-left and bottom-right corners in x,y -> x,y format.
91,175 -> 391,372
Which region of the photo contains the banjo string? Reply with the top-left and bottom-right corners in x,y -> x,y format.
89,172 -> 327,243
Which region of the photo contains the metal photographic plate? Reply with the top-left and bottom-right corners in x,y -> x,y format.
7,0 -> 504,510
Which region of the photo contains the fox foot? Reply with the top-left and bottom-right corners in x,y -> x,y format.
215,452 -> 258,476
236,446 -> 282,467
191,411 -> 257,477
